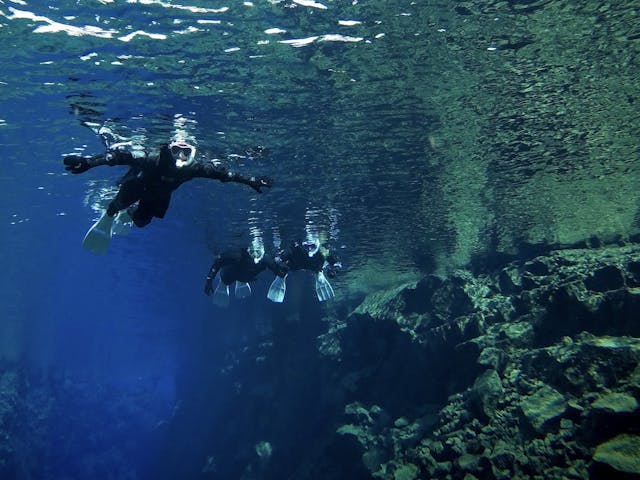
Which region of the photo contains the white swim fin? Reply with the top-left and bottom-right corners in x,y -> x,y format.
315,271 -> 334,301
82,211 -> 114,255
112,210 -> 133,236
235,281 -> 252,299
267,275 -> 287,303
213,282 -> 230,307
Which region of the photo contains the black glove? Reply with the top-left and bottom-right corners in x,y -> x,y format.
64,155 -> 91,174
204,277 -> 214,296
249,176 -> 272,193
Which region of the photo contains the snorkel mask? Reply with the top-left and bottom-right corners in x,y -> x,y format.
169,141 -> 196,168
247,237 -> 265,264
324,255 -> 342,278
302,238 -> 320,257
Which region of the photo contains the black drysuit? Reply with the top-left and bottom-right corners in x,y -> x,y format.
204,248 -> 283,295
64,144 -> 270,227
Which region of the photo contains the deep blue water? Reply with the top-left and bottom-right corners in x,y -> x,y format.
2,1 -> 638,479
1,2 -> 431,477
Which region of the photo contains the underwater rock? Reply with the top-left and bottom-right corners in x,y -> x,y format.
523,259 -> 550,277
406,275 -> 444,314
210,243 -> 640,479
593,434 -> 640,474
476,346 -> 507,372
469,369 -> 504,418
520,384 -> 567,432
392,462 -> 419,480
457,453 -> 481,473
352,283 -> 414,323
487,440 -> 519,479
316,330 -> 342,359
584,265 -> 625,292
502,320 -> 534,345
362,448 -> 388,473
521,333 -> 640,410
583,390 -> 640,444
430,272 -> 475,321
591,393 -> 639,414
334,244 -> 640,478
498,266 -> 522,294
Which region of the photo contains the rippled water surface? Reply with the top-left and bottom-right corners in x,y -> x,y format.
3,0 -> 471,291
2,0 -> 640,296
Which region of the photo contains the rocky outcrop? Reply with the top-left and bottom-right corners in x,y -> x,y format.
593,434 -> 640,475
319,244 -> 640,479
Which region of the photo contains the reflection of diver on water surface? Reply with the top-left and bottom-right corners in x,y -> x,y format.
63,127 -> 273,254
267,239 -> 342,303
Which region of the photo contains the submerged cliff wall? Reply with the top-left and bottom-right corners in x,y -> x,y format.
220,242 -> 640,479
323,243 -> 640,479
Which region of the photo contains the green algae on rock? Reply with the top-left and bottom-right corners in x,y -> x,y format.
593,434 -> 640,474
591,392 -> 639,414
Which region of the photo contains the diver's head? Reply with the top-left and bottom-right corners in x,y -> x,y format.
324,254 -> 342,278
169,141 -> 196,168
302,238 -> 320,257
247,238 -> 265,264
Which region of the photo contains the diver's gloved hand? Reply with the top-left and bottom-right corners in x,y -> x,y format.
248,176 -> 272,193
204,277 -> 214,296
63,155 -> 91,174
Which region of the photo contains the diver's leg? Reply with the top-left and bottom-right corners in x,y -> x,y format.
129,190 -> 171,227
107,178 -> 145,217
83,178 -> 144,253
129,200 -> 154,228
150,193 -> 172,219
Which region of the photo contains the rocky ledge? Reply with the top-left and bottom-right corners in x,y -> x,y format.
318,243 -> 640,480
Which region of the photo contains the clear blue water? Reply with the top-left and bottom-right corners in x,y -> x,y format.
1,1 -> 439,477
1,1 -> 638,479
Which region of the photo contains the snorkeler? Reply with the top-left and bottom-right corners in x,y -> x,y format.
204,243 -> 285,307
267,239 -> 342,303
63,134 -> 272,254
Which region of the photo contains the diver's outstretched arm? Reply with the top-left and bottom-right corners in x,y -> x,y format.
204,256 -> 224,296
191,162 -> 272,193
63,153 -> 108,174
63,149 -> 136,174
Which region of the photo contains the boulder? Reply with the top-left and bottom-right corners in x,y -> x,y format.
593,434 -> 640,474
469,369 -> 504,417
591,392 -> 639,414
520,384 -> 567,432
